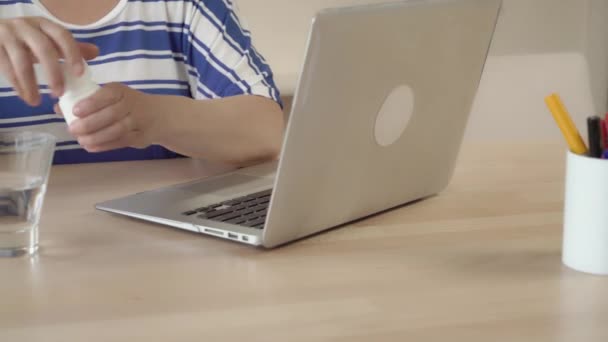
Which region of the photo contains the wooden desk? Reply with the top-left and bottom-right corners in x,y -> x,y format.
2,143 -> 608,341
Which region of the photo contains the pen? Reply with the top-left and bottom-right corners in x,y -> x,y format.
544,93 -> 588,155
603,116 -> 608,158
587,116 -> 602,158
601,118 -> 608,149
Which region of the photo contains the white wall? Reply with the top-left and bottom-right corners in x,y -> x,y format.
238,0 -> 608,142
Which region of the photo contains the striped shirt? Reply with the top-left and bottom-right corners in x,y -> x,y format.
0,0 -> 281,164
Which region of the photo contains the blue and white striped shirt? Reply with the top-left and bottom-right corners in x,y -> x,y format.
0,0 -> 281,164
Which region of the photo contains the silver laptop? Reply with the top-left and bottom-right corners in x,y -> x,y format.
96,0 -> 501,248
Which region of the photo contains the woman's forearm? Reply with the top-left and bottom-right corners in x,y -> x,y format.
142,94 -> 285,166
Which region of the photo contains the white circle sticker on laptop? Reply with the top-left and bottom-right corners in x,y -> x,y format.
374,85 -> 415,147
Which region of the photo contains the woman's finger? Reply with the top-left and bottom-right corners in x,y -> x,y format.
4,41 -> 39,105
84,136 -> 131,153
69,103 -> 128,135
0,46 -> 25,101
37,17 -> 84,76
72,84 -> 124,118
18,21 -> 63,97
77,116 -> 134,149
53,103 -> 63,116
78,42 -> 100,61
87,129 -> 143,152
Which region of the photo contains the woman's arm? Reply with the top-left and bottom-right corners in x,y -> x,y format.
145,92 -> 285,166
65,83 -> 285,167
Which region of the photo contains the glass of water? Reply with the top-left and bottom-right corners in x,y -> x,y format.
0,131 -> 55,257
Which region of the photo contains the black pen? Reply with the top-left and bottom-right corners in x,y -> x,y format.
587,116 -> 602,158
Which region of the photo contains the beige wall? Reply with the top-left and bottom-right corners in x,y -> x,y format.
466,0 -> 608,142
237,0 -> 391,94
238,0 -> 608,142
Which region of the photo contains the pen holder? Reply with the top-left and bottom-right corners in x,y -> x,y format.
563,150 -> 608,275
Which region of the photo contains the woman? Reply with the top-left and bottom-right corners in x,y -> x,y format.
0,0 -> 284,166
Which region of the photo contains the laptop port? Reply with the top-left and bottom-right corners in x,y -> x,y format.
227,233 -> 238,239
242,236 -> 249,242
203,228 -> 223,236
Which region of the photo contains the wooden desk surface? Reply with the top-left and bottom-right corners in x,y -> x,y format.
2,143 -> 608,341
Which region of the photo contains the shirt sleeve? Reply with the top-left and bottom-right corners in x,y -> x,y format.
184,0 -> 282,107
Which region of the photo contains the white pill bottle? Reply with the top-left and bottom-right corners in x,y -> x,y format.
58,62 -> 100,125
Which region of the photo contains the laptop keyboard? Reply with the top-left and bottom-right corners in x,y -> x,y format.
182,189 -> 272,229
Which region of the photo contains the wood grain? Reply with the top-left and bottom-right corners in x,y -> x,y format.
1,143 -> 607,342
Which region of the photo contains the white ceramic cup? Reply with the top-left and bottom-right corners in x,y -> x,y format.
563,150 -> 608,275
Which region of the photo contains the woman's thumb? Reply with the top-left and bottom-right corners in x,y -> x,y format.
78,42 -> 100,61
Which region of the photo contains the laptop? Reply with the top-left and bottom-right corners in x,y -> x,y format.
96,0 -> 502,248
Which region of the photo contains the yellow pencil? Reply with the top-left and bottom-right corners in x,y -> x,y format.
544,93 -> 588,155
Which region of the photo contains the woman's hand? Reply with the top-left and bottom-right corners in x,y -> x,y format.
0,16 -> 98,105
55,83 -> 162,153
